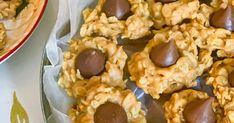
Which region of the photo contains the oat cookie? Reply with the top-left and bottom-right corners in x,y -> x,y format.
69,84 -> 146,123
163,21 -> 234,58
188,22 -> 234,58
0,23 -> 6,51
128,23 -> 213,99
207,59 -> 234,122
80,0 -> 153,39
58,37 -> 127,97
0,0 -> 22,19
147,0 -> 201,28
164,89 -> 217,123
147,0 -> 217,28
147,0 -> 234,29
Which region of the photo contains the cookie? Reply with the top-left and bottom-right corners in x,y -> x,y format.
147,0 -> 216,28
80,0 -> 153,39
128,22 -> 213,99
69,84 -> 146,123
190,22 -> 234,58
0,0 -> 22,19
161,20 -> 234,59
164,89 -> 217,123
148,0 -> 200,28
207,59 -> 234,122
58,37 -> 127,97
0,23 -> 6,51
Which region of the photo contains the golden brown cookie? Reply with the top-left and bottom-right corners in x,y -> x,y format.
69,84 -> 146,123
147,0 -> 234,30
58,37 -> 127,97
169,21 -> 234,58
148,0 -> 200,28
80,0 -> 153,39
164,89 -> 218,123
128,23 -> 213,99
207,59 -> 234,122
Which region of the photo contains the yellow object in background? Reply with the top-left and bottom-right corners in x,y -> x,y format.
10,91 -> 29,123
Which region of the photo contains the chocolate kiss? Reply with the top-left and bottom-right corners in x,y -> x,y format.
94,102 -> 128,123
150,39 -> 180,67
183,97 -> 216,123
103,0 -> 131,20
75,48 -> 106,78
228,71 -> 234,87
155,0 -> 177,3
211,5 -> 234,31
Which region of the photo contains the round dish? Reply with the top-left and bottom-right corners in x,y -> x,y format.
0,0 -> 48,64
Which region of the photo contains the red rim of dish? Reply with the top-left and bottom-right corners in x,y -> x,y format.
0,0 -> 48,63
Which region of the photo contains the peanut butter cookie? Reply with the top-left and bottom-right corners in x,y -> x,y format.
69,84 -> 146,123
128,23 -> 213,99
58,37 -> 127,97
164,89 -> 217,123
207,59 -> 234,122
80,0 -> 153,40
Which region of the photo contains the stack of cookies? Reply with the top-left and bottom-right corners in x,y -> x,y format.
58,0 -> 234,122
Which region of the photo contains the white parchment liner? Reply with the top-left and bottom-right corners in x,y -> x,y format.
43,0 -> 99,122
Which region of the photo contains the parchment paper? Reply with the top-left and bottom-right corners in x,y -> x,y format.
43,0 -> 101,123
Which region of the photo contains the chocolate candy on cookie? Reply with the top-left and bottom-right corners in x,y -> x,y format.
76,48 -> 106,78
183,97 -> 215,123
150,39 -> 179,67
94,102 -> 128,123
103,0 -> 131,20
164,90 -> 218,123
211,5 -> 234,32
